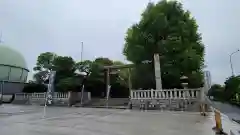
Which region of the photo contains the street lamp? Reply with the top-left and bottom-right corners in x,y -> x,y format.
230,49 -> 240,76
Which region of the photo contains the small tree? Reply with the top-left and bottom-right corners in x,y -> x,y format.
22,83 -> 47,93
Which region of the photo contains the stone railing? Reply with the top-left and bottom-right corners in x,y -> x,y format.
131,88 -> 201,100
52,92 -> 70,105
53,92 -> 70,99
13,92 -> 69,105
130,88 -> 203,111
14,92 -> 70,99
14,93 -> 31,100
12,92 -> 91,106
11,93 -> 31,104
31,93 -> 46,99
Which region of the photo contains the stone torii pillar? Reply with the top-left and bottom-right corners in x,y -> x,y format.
154,54 -> 162,90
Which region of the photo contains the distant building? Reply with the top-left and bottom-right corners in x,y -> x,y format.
0,45 -> 29,94
0,46 -> 28,82
204,71 -> 211,91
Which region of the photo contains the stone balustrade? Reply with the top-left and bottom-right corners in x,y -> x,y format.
130,88 -> 203,111
12,92 -> 91,106
131,88 -> 201,100
53,92 -> 70,99
31,93 -> 46,99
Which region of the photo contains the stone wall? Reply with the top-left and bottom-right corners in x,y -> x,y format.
11,93 -> 30,104
69,92 -> 91,105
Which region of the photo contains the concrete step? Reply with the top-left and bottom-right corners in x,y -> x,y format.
29,99 -> 45,105
85,98 -> 129,107
11,100 -> 29,105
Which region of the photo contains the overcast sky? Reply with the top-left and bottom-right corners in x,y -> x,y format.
0,0 -> 239,84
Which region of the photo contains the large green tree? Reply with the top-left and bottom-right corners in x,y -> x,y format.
224,76 -> 240,101
33,52 -> 57,83
33,52 -> 57,71
75,58 -> 129,97
123,0 -> 205,89
113,61 -> 129,87
75,60 -> 92,74
33,52 -> 78,92
53,56 -> 76,82
208,84 -> 224,100
32,52 -> 129,97
83,57 -> 115,97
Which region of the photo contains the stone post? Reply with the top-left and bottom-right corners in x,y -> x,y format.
154,54 -> 162,90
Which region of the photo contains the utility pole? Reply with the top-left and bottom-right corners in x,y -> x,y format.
230,49 -> 239,76
81,42 -> 83,62
106,69 -> 110,108
80,41 -> 84,106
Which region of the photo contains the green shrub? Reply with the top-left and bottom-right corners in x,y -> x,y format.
22,83 -> 47,93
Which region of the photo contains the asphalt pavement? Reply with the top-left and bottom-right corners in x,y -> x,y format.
0,104 -> 216,135
211,101 -> 240,123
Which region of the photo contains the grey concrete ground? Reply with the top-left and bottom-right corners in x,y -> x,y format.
0,104 -> 216,135
211,101 -> 240,134
212,101 -> 240,121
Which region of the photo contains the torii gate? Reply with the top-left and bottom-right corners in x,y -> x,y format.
103,64 -> 134,99
103,53 -> 162,99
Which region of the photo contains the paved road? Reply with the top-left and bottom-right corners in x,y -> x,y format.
211,101 -> 240,122
0,104 -> 216,135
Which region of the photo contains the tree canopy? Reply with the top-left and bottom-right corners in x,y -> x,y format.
33,52 -> 57,71
123,0 -> 205,89
30,52 -> 129,97
224,76 -> 240,101
208,76 -> 240,104
207,84 -> 224,100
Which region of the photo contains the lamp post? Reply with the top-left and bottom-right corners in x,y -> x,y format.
81,42 -> 83,62
230,49 -> 239,76
79,41 -> 85,106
